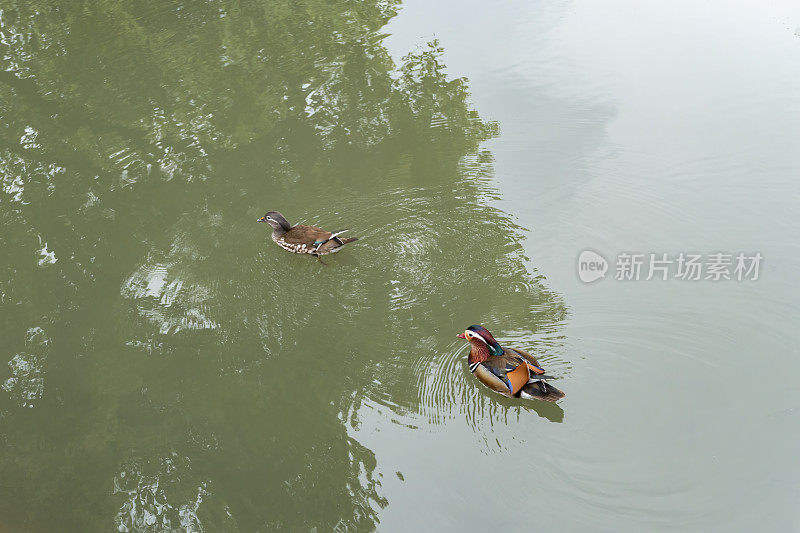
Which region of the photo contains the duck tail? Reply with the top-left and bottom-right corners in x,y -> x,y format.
519,380 -> 565,402
337,237 -> 358,245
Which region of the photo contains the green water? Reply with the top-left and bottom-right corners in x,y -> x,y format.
2,0 -> 799,531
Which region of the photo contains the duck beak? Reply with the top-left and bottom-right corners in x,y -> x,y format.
257,216 -> 266,222
457,332 -> 466,339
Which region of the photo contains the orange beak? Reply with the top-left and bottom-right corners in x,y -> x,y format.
257,216 -> 267,222
457,332 -> 466,339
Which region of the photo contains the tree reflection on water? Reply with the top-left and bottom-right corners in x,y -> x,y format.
0,1 -> 566,530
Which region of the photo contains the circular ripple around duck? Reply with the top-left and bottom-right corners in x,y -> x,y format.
413,341 -> 465,425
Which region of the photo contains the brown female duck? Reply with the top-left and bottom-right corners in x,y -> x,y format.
458,325 -> 565,402
258,211 -> 358,258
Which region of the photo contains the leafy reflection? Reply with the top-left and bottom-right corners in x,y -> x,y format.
0,0 -> 566,531
2,326 -> 50,408
113,454 -> 210,532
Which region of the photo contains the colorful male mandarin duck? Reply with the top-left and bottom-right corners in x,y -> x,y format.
258,211 -> 358,258
458,325 -> 565,402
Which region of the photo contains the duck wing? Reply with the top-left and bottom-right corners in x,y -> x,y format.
473,353 -> 530,396
314,230 -> 359,254
506,347 -> 548,375
281,225 -> 332,245
505,347 -> 566,401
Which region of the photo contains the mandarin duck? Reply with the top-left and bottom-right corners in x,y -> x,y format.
258,211 -> 358,259
458,325 -> 565,402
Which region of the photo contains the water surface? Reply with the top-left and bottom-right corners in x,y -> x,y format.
1,0 -> 799,531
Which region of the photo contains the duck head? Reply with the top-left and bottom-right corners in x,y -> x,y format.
257,211 -> 291,231
457,325 -> 504,356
